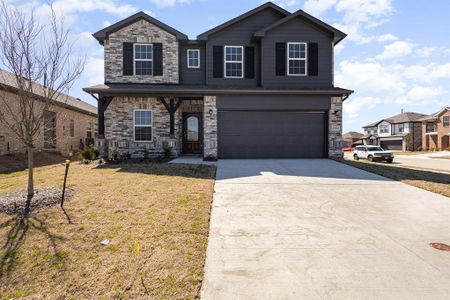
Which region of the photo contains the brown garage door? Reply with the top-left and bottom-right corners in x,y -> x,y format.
218,111 -> 327,158
380,140 -> 402,150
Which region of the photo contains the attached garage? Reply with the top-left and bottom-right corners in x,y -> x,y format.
216,95 -> 330,159
380,140 -> 402,150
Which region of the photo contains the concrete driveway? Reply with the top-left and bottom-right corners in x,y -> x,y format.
201,159 -> 450,300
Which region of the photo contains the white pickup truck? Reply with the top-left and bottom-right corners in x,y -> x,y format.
353,145 -> 394,163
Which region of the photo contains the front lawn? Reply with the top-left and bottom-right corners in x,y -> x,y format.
337,159 -> 450,198
0,161 -> 216,299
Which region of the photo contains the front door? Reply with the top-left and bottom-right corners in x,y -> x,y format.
183,113 -> 203,155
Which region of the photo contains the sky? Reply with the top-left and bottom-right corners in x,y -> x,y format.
9,0 -> 450,133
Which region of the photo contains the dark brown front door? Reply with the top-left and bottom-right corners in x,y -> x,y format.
183,113 -> 203,155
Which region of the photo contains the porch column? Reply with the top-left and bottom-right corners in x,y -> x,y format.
328,96 -> 343,158
159,97 -> 183,136
203,96 -> 218,160
96,96 -> 113,158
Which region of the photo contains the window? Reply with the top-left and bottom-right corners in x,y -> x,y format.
134,110 -> 152,141
187,49 -> 200,68
134,44 -> 153,75
224,46 -> 243,78
379,124 -> 389,134
397,123 -> 404,133
86,122 -> 93,139
287,42 -> 307,76
444,116 -> 449,127
427,122 -> 436,133
70,120 -> 75,137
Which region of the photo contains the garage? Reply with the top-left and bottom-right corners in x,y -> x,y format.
218,110 -> 327,158
380,140 -> 402,150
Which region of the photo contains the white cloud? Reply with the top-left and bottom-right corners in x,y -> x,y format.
83,57 -> 104,86
336,0 -> 393,27
416,47 -> 436,58
375,41 -> 414,60
149,0 -> 190,9
377,33 -> 398,43
396,86 -> 445,106
344,96 -> 382,119
303,0 -> 337,16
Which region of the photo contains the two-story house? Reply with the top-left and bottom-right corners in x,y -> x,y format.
83,2 -> 352,159
420,107 -> 450,150
362,112 -> 427,151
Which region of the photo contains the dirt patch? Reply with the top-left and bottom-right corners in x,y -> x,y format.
430,243 -> 450,251
0,188 -> 72,215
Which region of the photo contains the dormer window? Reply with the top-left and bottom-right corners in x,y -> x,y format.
134,44 -> 153,75
287,42 -> 307,76
187,49 -> 200,68
224,46 -> 243,78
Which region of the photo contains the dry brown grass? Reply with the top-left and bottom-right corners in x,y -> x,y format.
0,161 -> 216,299
337,159 -> 450,198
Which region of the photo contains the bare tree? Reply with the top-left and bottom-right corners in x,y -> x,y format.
0,1 -> 84,208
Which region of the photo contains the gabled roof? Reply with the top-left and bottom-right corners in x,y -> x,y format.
343,131 -> 364,139
363,112 -> 428,128
197,2 -> 290,40
93,11 -> 188,45
0,69 -> 97,116
254,9 -> 347,45
419,107 -> 450,121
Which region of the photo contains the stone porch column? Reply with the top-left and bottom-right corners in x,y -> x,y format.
203,96 -> 218,160
329,96 -> 343,158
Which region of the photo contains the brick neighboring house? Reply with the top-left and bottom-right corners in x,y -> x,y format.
362,112 -> 426,151
0,69 -> 97,155
342,131 -> 363,148
83,2 -> 353,159
420,107 -> 450,150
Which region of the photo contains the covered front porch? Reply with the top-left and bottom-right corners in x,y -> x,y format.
92,94 -> 218,160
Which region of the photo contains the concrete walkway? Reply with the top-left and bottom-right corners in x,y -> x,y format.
201,159 -> 450,300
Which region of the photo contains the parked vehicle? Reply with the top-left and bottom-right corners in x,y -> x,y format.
353,146 -> 394,163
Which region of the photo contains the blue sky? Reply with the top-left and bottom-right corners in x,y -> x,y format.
12,0 -> 450,132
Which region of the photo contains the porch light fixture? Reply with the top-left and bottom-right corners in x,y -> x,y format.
209,109 -> 213,116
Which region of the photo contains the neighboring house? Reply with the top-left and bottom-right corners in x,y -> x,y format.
342,131 -> 364,148
0,69 -> 97,155
362,112 -> 427,151
83,2 -> 352,159
420,107 -> 450,150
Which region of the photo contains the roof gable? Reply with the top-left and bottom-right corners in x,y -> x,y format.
197,2 -> 290,40
93,12 -> 188,45
254,9 -> 346,45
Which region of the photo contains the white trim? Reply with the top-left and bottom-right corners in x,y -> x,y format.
187,49 -> 200,68
224,45 -> 244,78
133,43 -> 153,76
287,42 -> 307,76
133,109 -> 153,142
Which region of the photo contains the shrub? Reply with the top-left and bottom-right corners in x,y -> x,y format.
81,145 -> 95,160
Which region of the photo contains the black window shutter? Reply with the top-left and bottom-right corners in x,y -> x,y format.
153,43 -> 163,76
275,43 -> 286,76
213,46 -> 224,78
245,46 -> 255,79
123,42 -> 134,76
308,43 -> 319,76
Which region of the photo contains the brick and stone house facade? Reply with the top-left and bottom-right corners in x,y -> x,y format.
0,70 -> 97,155
420,107 -> 450,150
361,112 -> 426,151
84,3 -> 352,159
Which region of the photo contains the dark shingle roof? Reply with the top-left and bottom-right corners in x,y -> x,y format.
343,131 -> 364,139
418,107 -> 450,121
363,112 -> 428,128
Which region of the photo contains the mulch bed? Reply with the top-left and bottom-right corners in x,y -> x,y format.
0,188 -> 73,215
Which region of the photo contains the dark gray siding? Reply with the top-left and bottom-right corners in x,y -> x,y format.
261,17 -> 334,89
216,94 -> 331,110
179,44 -> 206,85
205,8 -> 286,86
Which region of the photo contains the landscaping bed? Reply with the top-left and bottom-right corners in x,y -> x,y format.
0,161 -> 216,299
336,158 -> 450,198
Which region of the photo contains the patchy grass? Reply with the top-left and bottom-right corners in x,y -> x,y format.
0,161 -> 216,299
336,158 -> 450,198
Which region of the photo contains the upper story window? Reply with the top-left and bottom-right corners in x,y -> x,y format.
379,124 -> 389,134
224,46 -> 243,78
134,44 -> 153,75
134,110 -> 153,142
443,116 -> 449,127
187,49 -> 200,68
287,42 -> 307,76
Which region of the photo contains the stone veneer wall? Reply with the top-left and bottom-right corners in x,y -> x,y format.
104,19 -> 179,84
328,96 -> 343,158
104,97 -> 178,157
203,96 -> 218,160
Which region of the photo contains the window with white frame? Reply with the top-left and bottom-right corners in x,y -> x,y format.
224,46 -> 243,78
287,42 -> 307,76
379,124 -> 389,134
134,44 -> 153,75
187,49 -> 200,68
134,110 -> 152,141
